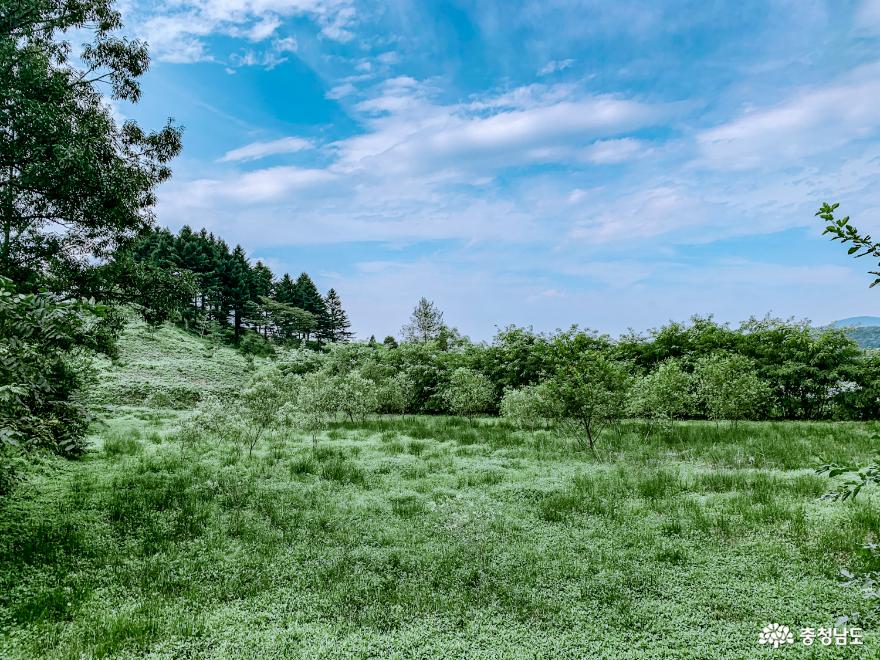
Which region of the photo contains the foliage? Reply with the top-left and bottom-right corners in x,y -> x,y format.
817,202 -> 880,287
816,453 -> 880,502
442,367 -> 495,417
282,372 -> 337,447
401,297 -> 446,343
499,382 -> 554,429
376,372 -> 416,415
333,370 -> 379,422
121,261 -> 198,328
0,276 -> 120,457
238,332 -> 276,358
544,348 -> 630,455
694,353 -> 772,424
0,0 -> 182,291
627,359 -> 693,427
237,367 -> 294,456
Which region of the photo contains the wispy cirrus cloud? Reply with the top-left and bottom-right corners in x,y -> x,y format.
135,0 -> 355,64
696,66 -> 880,170
219,137 -> 314,162
538,59 -> 575,76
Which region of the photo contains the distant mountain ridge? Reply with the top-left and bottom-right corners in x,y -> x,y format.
830,316 -> 880,328
829,317 -> 880,349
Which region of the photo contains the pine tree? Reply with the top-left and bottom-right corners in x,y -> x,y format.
401,297 -> 446,342
227,245 -> 252,339
249,261 -> 275,336
324,288 -> 353,342
275,273 -> 296,305
292,273 -> 329,341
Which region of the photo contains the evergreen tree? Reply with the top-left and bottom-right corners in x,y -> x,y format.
227,245 -> 252,339
401,297 -> 447,342
292,273 -> 329,341
275,273 -> 296,305
324,288 -> 353,342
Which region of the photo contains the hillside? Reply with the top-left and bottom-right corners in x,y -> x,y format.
828,317 -> 880,349
88,314 -> 255,409
830,316 -> 880,328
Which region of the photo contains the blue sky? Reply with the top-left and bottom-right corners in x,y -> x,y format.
114,0 -> 880,340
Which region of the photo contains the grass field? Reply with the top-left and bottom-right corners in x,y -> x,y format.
2,323 -> 880,657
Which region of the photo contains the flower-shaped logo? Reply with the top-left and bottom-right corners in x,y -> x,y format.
758,623 -> 795,648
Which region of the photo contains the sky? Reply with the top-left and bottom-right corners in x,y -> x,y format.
111,0 -> 880,340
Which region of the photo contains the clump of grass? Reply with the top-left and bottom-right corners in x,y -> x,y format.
390,493 -> 425,517
103,431 -> 143,458
320,455 -> 367,486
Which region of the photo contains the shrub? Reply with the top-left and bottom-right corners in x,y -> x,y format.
238,366 -> 297,456
333,370 -> 379,422
544,351 -> 630,455
239,332 -> 275,358
443,367 -> 495,417
694,353 -> 772,425
377,372 -> 416,415
627,359 -> 693,428
0,276 -> 121,457
499,383 -> 553,429
282,371 -> 338,448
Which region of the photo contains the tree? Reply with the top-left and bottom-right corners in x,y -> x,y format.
260,297 -> 316,342
0,275 -> 120,457
237,366 -> 291,457
817,202 -> 880,287
401,297 -> 446,343
443,367 -> 494,417
0,0 -> 182,291
383,335 -> 398,349
333,370 -> 379,422
292,273 -> 328,340
121,261 -> 198,328
324,288 -> 353,343
377,372 -> 416,415
282,372 -> 337,449
500,383 -> 554,430
544,350 -> 630,456
694,353 -> 771,426
227,245 -> 252,340
627,359 -> 693,433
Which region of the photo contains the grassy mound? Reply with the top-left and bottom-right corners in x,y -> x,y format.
88,315 -> 255,409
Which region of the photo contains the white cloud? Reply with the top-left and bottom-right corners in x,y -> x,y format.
538,59 -> 575,76
333,79 -> 664,179
135,0 -> 355,63
273,36 -> 298,53
697,68 -> 880,170
581,138 -> 645,164
219,137 -> 314,162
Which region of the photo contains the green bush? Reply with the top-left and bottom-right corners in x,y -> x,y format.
443,367 -> 495,417
239,332 -> 275,358
694,353 -> 772,424
499,383 -> 553,429
0,276 -> 120,457
627,359 -> 693,427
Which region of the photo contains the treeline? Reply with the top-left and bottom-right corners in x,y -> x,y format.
124,227 -> 353,347
264,310 -> 880,423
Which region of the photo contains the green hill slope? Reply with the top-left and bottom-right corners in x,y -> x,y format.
88,314 -> 253,408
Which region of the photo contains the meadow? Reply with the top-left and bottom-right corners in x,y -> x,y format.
1,321 -> 879,658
